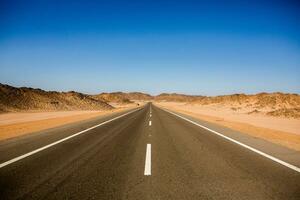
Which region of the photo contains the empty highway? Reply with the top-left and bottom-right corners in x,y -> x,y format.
0,103 -> 299,200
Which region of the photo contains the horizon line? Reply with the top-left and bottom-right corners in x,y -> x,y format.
1,82 -> 299,97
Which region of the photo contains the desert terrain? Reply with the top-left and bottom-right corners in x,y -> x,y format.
1,83 -> 300,151
0,108 -> 138,141
0,83 -> 145,140
1,84 -> 300,199
154,93 -> 300,151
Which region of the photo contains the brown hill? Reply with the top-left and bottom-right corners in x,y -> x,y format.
0,84 -> 113,112
92,92 -> 133,104
156,92 -> 300,108
92,92 -> 152,103
194,93 -> 300,109
1,83 -> 299,118
155,92 -> 300,118
126,92 -> 153,100
155,93 -> 203,102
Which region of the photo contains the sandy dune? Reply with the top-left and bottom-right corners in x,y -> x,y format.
155,102 -> 300,151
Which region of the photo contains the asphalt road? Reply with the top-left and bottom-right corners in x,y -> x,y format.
0,103 -> 299,199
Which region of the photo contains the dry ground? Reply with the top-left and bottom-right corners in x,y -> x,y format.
155,102 -> 300,151
0,105 -> 137,141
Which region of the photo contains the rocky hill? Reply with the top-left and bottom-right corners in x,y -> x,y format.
92,92 -> 133,104
1,83 -> 299,118
155,93 -> 203,102
192,93 -> 300,108
0,84 -> 113,112
126,92 -> 153,100
155,92 -> 300,118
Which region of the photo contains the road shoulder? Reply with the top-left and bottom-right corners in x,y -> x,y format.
0,107 -> 138,141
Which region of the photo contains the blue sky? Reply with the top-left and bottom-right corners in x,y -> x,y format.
0,0 -> 299,95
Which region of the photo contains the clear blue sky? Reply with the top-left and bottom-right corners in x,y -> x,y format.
0,0 -> 299,95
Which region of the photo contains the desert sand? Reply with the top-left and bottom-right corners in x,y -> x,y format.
155,102 -> 300,151
2,83 -> 299,149
0,106 -> 136,141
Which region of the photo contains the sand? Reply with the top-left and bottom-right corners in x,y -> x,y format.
0,106 -> 136,141
155,102 -> 300,151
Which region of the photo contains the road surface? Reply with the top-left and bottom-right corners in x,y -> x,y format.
0,103 -> 299,199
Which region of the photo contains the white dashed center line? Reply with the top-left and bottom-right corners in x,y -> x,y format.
144,144 -> 151,176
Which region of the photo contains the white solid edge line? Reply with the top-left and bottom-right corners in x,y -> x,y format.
144,144 -> 151,175
0,108 -> 141,169
162,108 -> 300,173
149,121 -> 152,126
